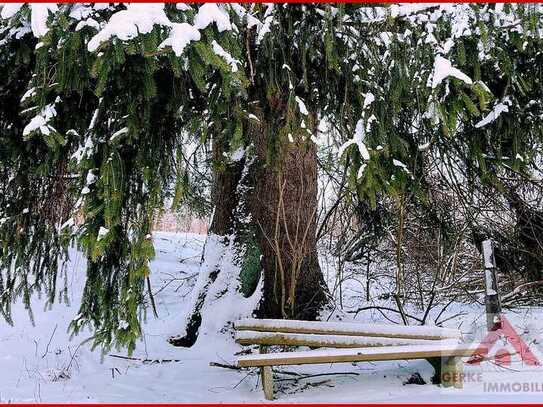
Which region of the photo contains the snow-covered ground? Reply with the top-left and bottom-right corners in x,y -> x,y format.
1,232 -> 542,403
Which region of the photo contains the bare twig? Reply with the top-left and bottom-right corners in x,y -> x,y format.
349,305 -> 423,323
146,277 -> 159,318
41,324 -> 57,358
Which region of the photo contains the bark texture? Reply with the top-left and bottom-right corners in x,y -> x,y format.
172,108 -> 329,347
248,111 -> 328,320
209,132 -> 245,236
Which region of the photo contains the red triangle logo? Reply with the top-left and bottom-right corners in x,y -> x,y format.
468,316 -> 540,367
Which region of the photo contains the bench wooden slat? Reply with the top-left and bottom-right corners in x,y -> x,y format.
237,343 -> 483,367
234,318 -> 461,340
236,330 -> 460,348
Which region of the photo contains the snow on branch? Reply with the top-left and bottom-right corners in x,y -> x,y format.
23,103 -> 57,137
1,3 -> 58,37
212,40 -> 239,73
430,56 -> 472,89
160,23 -> 201,57
338,119 -> 370,162
475,98 -> 511,128
194,3 -> 231,32
87,4 -> 170,52
85,3 -> 233,59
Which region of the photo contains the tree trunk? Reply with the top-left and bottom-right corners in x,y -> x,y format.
171,109 -> 329,347
208,132 -> 245,236
508,192 -> 543,283
169,133 -> 245,347
248,112 -> 328,320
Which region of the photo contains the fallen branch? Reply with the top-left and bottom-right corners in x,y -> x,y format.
209,361 -> 242,371
502,280 -> 543,303
299,379 -> 333,389
109,354 -> 181,364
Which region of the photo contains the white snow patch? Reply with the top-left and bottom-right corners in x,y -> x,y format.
229,147 -> 245,162
89,108 -> 99,130
475,98 -> 511,128
295,96 -> 309,116
194,4 -> 231,32
338,119 -> 370,161
97,226 -> 109,241
176,3 -> 192,12
60,218 -> 75,231
363,92 -> 375,109
229,3 -> 261,30
0,4 -> 58,37
88,4 -> 170,52
431,56 -> 473,88
30,4 -> 59,38
211,40 -> 239,73
256,4 -> 274,43
418,142 -> 431,151
235,318 -> 461,339
357,163 -> 367,179
485,269 -> 498,296
75,18 -> 100,32
393,159 -> 408,170
86,171 -> 97,185
21,87 -> 36,103
160,23 -> 201,56
68,4 -> 94,21
23,103 -> 57,137
72,136 -> 95,163
110,127 -> 129,142
0,3 -> 23,19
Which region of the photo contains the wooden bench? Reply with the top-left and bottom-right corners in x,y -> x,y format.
234,318 -> 471,400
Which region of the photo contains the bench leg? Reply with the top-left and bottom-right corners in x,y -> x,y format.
428,357 -> 441,385
428,357 -> 464,388
441,356 -> 464,389
261,366 -> 274,400
259,346 -> 274,400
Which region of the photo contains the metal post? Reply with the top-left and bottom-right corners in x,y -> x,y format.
482,239 -> 502,331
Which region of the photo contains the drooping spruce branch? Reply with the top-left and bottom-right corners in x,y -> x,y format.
0,3 -> 541,352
